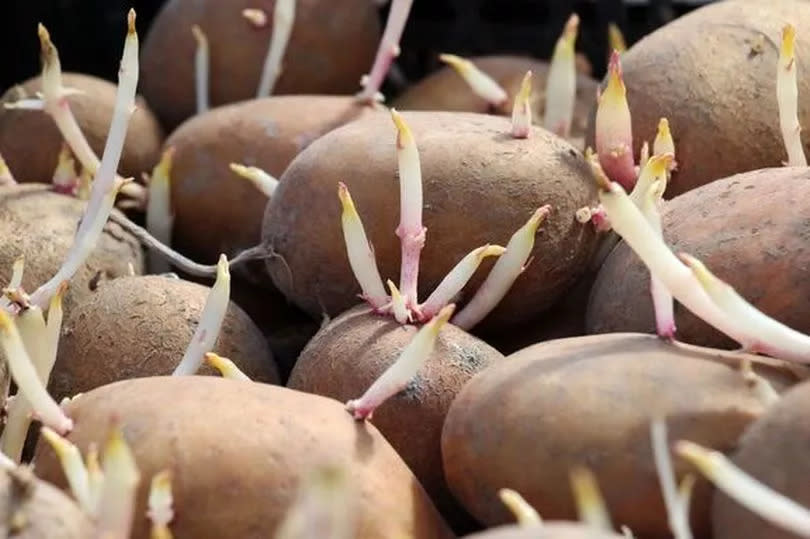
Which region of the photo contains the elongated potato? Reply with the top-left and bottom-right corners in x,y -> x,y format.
712,380 -> 810,539
288,305 -> 504,525
34,377 -> 454,539
263,111 -> 598,331
442,333 -> 804,538
141,0 -> 380,130
586,168 -> 810,349
585,0 -> 810,197
167,96 -> 378,265
0,72 -> 163,184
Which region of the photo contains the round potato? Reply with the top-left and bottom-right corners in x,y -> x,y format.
0,184 -> 143,312
263,111 -> 599,332
34,376 -> 454,539
288,305 -> 504,525
585,0 -> 810,197
0,73 -> 163,184
586,168 -> 810,349
166,96 -> 378,266
712,380 -> 810,539
141,0 -> 380,130
442,333 -> 803,538
0,466 -> 93,538
50,275 -> 280,402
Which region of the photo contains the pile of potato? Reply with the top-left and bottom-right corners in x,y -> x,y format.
0,0 -> 809,537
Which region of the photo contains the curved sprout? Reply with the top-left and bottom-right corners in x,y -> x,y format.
146,147 -> 175,274
205,352 -> 252,382
230,163 -> 279,197
569,466 -> 613,531
544,14 -> 579,137
242,8 -> 268,28
498,488 -> 543,526
777,24 -> 806,167
439,54 -> 508,108
257,0 -> 295,98
357,0 -> 414,103
191,25 -> 210,114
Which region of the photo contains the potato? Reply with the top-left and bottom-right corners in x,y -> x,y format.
49,275 -> 279,401
263,111 -> 599,332
287,305 -> 504,526
0,184 -> 143,312
34,376 -> 454,539
441,333 -> 804,538
586,168 -> 810,349
393,55 -> 598,140
141,0 -> 380,130
712,380 -> 810,539
0,73 -> 164,184
585,0 -> 810,197
462,524 -> 623,538
166,96 -> 378,266
0,466 -> 93,538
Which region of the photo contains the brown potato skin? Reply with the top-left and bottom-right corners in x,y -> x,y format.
442,333 -> 801,538
141,0 -> 380,130
586,168 -> 810,349
167,96 -> 379,266
0,73 -> 164,184
0,466 -> 93,538
34,377 -> 454,539
584,0 -> 810,198
263,112 -> 599,331
393,56 -> 598,139
287,305 -> 504,524
463,523 -> 624,538
0,184 -> 143,312
49,275 -> 279,401
712,380 -> 810,539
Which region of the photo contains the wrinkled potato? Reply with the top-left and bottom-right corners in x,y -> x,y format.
442,333 -> 804,538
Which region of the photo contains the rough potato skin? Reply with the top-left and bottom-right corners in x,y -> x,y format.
586,168 -> 810,349
712,381 -> 810,539
0,184 -> 144,312
263,112 -> 599,331
0,73 -> 164,184
393,56 -> 598,139
141,0 -> 380,130
584,0 -> 810,198
442,333 -> 801,538
34,377 -> 454,539
463,523 -> 624,538
0,466 -> 93,538
50,275 -> 279,401
288,305 -> 504,525
167,96 -> 379,265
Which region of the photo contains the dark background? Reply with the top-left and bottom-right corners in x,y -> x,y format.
0,0 -> 711,95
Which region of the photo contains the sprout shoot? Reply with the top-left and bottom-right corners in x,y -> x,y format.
147,470 -> 175,539
0,309 -> 72,434
595,51 -> 636,190
97,425 -> 141,539
650,419 -> 694,539
191,25 -> 210,114
653,119 -> 676,171
544,14 -> 579,137
40,427 -> 92,513
608,23 -> 627,54
257,0 -> 295,98
680,253 -> 810,363
29,10 -> 139,310
453,206 -> 551,330
0,152 -> 16,186
242,8 -> 268,28
86,443 -> 104,515
386,280 -> 409,324
738,358 -> 780,407
9,256 -> 24,290
438,54 -> 508,109
146,148 -> 175,275
676,440 -> 810,537
498,488 -> 542,526
629,153 -> 673,207
230,163 -> 279,197
357,0 -> 414,103
777,24 -> 806,167
337,182 -> 389,310
52,143 -> 78,194
204,352 -> 252,382
511,71 -> 533,139
391,109 -> 426,308
640,177 -> 675,338
570,466 -> 613,531
419,244 -> 505,320
638,141 -> 650,171
346,304 -> 454,420
173,255 -> 231,375
275,465 -> 356,539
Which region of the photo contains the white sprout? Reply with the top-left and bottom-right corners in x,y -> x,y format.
257,0 -> 295,97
